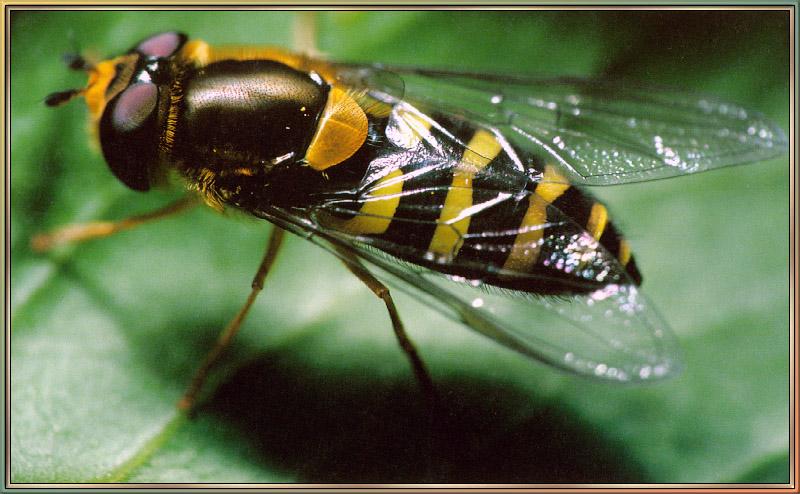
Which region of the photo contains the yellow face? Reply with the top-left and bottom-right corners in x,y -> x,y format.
83,54 -> 139,126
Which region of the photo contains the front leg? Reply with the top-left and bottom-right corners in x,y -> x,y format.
31,195 -> 198,252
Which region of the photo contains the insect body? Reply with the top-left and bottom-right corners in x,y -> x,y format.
45,32 -> 787,389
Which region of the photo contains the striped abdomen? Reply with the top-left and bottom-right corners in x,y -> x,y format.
316,102 -> 642,295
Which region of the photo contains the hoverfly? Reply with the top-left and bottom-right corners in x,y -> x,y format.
38,30 -> 788,410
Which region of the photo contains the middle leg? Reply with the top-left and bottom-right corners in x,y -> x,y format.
177,226 -> 286,412
336,249 -> 439,407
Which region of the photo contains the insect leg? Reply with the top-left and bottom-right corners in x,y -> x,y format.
177,226 -> 285,412
335,249 -> 440,407
30,195 -> 198,252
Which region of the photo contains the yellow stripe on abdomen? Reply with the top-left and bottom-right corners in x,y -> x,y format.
337,169 -> 404,235
428,129 -> 503,257
586,202 -> 608,240
503,165 -> 570,272
618,238 -> 632,267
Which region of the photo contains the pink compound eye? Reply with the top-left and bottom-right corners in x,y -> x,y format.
112,82 -> 157,133
136,31 -> 185,58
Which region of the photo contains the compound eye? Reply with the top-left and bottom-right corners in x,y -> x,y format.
112,82 -> 157,132
100,82 -> 160,191
135,31 -> 187,58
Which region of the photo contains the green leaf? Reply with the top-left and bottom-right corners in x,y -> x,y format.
11,10 -> 789,484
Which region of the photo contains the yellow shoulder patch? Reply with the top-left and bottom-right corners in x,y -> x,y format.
304,87 -> 369,171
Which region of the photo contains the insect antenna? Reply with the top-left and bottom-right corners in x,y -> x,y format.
61,53 -> 94,71
45,34 -> 93,107
44,88 -> 83,107
62,29 -> 93,71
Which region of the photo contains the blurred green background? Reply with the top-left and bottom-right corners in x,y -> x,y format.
10,10 -> 790,484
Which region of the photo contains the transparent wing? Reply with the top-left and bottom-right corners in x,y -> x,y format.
332,64 -> 788,185
256,200 -> 681,383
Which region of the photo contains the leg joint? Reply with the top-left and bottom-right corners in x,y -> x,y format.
375,285 -> 390,300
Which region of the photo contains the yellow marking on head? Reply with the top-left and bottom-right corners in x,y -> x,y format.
586,202 -> 608,240
83,56 -> 129,123
503,164 -> 571,272
304,87 -> 369,171
618,239 -> 632,266
428,129 -> 502,257
336,169 -> 404,235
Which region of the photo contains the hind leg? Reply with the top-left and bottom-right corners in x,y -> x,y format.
335,248 -> 440,408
